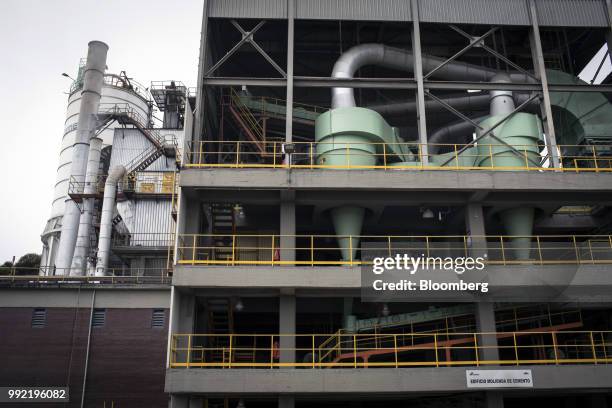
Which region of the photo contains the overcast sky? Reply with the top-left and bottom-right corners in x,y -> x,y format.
0,0 -> 202,262
0,1 -> 610,263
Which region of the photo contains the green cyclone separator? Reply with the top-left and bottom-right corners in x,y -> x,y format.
476,112 -> 542,170
315,107 -> 413,168
479,112 -> 542,261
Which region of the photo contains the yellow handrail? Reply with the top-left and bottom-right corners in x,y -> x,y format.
169,330 -> 612,369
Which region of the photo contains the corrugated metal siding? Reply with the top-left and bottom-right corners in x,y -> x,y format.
536,0 -> 608,27
132,200 -> 173,246
296,0 -> 411,21
419,0 -> 530,25
109,129 -> 177,172
209,0 -> 287,19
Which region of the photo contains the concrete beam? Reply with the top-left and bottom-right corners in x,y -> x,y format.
165,365 -> 612,394
172,264 -> 612,302
180,169 -> 612,197
0,287 -> 170,308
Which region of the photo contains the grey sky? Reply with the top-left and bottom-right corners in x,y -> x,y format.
0,0 -> 202,262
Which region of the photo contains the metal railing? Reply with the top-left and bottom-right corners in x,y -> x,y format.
176,234 -> 612,266
184,140 -> 612,172
169,330 -> 612,368
112,232 -> 174,248
70,74 -> 151,102
0,267 -> 171,285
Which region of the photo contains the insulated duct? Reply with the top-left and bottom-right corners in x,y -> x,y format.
55,41 -> 108,275
95,165 -> 126,276
331,43 -> 535,109
71,137 -> 103,275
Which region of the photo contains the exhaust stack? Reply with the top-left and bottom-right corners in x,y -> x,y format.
55,41 -> 108,275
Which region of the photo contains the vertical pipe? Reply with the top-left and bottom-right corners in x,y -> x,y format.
55,41 -> 108,274
71,137 -> 103,275
80,289 -> 96,408
285,0 -> 295,144
411,0 -> 429,164
95,165 -> 126,276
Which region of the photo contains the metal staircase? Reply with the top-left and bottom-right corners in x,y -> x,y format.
210,203 -> 236,262
224,89 -> 267,154
207,299 -> 234,363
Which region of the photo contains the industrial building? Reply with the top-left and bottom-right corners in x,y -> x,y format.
3,0 -> 612,407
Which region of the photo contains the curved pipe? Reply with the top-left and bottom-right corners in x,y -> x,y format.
95,165 -> 126,276
332,43 -> 536,109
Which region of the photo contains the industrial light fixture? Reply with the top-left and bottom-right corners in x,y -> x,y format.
421,208 -> 435,219
233,204 -> 246,220
61,72 -> 75,80
382,303 -> 390,317
236,399 -> 246,408
234,298 -> 244,312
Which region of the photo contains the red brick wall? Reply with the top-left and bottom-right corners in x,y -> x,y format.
0,307 -> 169,408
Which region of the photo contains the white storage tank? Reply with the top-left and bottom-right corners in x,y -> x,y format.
40,64 -> 152,272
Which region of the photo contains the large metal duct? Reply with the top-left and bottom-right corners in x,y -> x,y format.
331,43 -> 535,109
95,165 -> 126,276
55,41 -> 108,275
71,137 -> 102,275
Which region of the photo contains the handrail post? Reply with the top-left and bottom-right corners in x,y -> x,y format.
353,335 -> 357,368
231,235 -> 236,266
590,332 -> 598,364
552,332 -> 559,365
383,144 -> 387,169
394,334 -> 398,368
271,234 -> 275,267
312,335 -> 315,369
536,236 -> 543,265
349,235 -> 353,266
192,235 -> 196,265
513,332 -> 519,365
187,334 -> 192,368
434,334 -> 439,367
310,236 -> 314,267
474,333 -> 479,366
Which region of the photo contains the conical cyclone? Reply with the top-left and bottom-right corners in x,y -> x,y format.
331,206 -> 365,262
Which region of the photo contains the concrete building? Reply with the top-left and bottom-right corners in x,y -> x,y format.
2,1 -> 612,407
167,0 -> 612,407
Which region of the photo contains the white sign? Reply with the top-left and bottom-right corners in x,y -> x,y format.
466,369 -> 533,388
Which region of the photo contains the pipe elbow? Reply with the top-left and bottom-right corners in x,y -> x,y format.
106,165 -> 126,184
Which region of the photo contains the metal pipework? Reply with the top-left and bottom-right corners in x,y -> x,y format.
55,41 -> 108,274
95,165 -> 126,276
71,137 -> 103,275
331,43 -> 536,109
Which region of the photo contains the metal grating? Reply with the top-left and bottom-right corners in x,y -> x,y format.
151,309 -> 166,328
92,308 -> 106,328
31,308 -> 47,328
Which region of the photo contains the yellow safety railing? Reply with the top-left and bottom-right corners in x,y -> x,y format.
169,330 -> 612,368
176,234 -> 612,266
184,140 -> 612,172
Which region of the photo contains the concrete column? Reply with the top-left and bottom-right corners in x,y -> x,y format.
279,396 -> 295,408
169,395 -> 189,408
465,203 -> 487,259
528,0 -> 561,169
279,292 -> 296,364
475,302 -> 499,361
411,0 -> 429,164
280,191 -> 296,262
